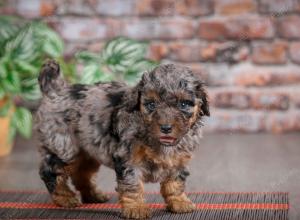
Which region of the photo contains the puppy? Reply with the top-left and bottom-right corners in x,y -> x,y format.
36,60 -> 210,219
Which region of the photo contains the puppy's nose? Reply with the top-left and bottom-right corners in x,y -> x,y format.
160,124 -> 172,134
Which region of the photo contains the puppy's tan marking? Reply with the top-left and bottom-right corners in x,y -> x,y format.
70,151 -> 109,203
132,144 -> 192,169
51,164 -> 82,208
189,103 -> 200,127
119,180 -> 151,219
160,180 -> 196,213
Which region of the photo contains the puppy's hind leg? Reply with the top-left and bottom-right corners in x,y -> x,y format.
71,151 -> 109,203
39,153 -> 82,208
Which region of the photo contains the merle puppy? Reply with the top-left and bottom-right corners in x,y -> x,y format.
36,60 -> 210,219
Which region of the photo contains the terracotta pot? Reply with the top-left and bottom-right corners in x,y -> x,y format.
0,98 -> 13,157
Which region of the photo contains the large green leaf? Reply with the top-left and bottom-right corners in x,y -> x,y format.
80,64 -> 98,84
43,31 -> 64,57
0,86 -> 4,99
77,37 -> 156,85
0,16 -> 23,56
129,59 -> 157,73
11,107 -> 32,138
0,58 -> 9,78
80,63 -> 113,84
21,78 -> 41,100
15,59 -> 39,75
5,24 -> 40,63
2,70 -> 21,93
33,23 -> 64,58
76,51 -> 100,64
101,37 -> 147,73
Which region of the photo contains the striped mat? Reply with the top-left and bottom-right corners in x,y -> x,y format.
0,191 -> 288,219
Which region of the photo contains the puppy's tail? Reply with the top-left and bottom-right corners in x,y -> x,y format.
38,59 -> 66,97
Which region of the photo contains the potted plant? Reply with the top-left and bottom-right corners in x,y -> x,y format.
0,16 -> 64,156
0,16 -> 157,157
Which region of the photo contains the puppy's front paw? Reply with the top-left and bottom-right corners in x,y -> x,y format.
52,194 -> 82,208
92,191 -> 110,203
122,204 -> 151,219
167,200 -> 196,213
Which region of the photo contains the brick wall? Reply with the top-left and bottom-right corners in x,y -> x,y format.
2,0 -> 300,133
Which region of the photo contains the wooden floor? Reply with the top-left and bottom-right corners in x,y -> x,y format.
0,132 -> 299,219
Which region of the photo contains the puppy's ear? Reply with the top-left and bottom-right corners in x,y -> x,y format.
124,87 -> 140,112
124,81 -> 143,112
195,80 -> 210,117
125,71 -> 150,111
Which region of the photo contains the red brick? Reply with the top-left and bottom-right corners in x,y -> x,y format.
136,0 -> 176,16
259,0 -> 300,14
136,0 -> 175,16
234,66 -> 300,86
214,0 -> 257,15
15,0 -> 56,17
186,63 -> 209,83
209,89 -> 251,109
147,42 -> 169,61
122,18 -> 195,40
252,41 -> 287,65
198,16 -> 274,40
205,109 -> 266,132
175,0 -> 213,16
167,42 -> 203,62
55,18 -> 121,41
56,0 -> 94,15
136,0 -> 212,16
86,42 -> 105,53
15,0 -> 42,18
206,64 -> 232,86
64,41 -> 88,58
277,15 -> 300,39
200,42 -> 249,63
40,1 -> 56,16
198,19 -> 227,40
94,0 -> 135,16
57,0 -> 136,16
225,16 -> 275,39
206,109 -> 300,133
290,90 -> 300,109
252,91 -> 289,110
154,41 -> 250,64
209,89 -> 289,110
289,42 -> 300,64
266,111 -> 300,133
0,0 -> 17,15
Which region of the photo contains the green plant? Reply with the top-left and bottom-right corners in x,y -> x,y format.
76,37 -> 157,85
0,16 -> 64,141
0,16 -> 157,142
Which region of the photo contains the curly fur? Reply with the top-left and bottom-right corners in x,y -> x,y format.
35,60 -> 210,219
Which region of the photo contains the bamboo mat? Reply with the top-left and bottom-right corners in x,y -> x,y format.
0,191 -> 288,219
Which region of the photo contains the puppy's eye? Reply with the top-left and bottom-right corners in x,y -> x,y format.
179,100 -> 194,110
145,101 -> 156,112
